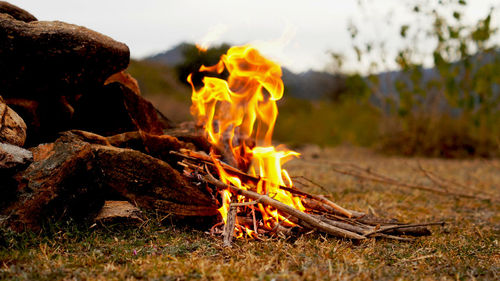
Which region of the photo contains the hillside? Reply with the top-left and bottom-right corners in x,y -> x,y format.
127,59 -> 192,123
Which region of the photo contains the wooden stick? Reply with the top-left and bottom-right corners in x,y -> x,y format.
204,173 -> 366,240
278,186 -> 353,218
311,214 -> 369,235
373,233 -> 414,242
222,205 -> 237,247
291,175 -> 329,193
363,222 -> 445,236
251,206 -> 258,234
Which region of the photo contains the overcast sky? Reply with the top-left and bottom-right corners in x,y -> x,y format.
8,0 -> 500,73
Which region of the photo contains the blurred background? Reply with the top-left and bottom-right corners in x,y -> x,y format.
12,0 -> 500,158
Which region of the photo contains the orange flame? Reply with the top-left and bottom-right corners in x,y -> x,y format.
188,45 -> 305,237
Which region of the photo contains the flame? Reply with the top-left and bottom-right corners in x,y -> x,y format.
188,45 -> 305,237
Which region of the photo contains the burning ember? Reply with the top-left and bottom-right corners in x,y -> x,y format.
188,45 -> 305,237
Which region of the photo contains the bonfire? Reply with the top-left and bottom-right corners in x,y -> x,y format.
172,45 -> 442,245
0,2 -> 444,244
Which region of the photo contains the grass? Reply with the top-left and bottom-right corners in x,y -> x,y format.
1,146 -> 498,280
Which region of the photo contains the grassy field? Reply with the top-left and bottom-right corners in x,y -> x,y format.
1,146 -> 498,280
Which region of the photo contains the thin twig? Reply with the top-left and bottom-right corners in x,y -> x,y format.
373,233 -> 415,242
230,198 -> 262,207
364,222 -> 445,236
416,161 -> 497,198
291,176 -> 329,192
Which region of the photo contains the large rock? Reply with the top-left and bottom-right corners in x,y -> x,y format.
0,1 -> 37,22
0,96 -> 27,146
0,13 -> 130,100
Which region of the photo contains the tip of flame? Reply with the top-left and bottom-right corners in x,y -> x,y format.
195,43 -> 208,52
196,24 -> 228,53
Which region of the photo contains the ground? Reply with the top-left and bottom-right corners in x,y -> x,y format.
0,146 -> 499,280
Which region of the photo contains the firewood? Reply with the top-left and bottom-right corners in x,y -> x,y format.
92,144 -> 216,208
203,172 -> 366,240
222,204 -> 238,247
363,222 -> 444,237
164,128 -> 213,153
174,150 -> 353,218
2,131 -> 220,231
174,147 -> 440,240
5,138 -> 100,231
94,200 -> 143,225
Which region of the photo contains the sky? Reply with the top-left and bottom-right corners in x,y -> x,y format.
8,0 -> 500,73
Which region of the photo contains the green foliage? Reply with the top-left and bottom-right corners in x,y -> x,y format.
343,0 -> 500,157
127,59 -> 190,102
324,72 -> 372,103
274,98 -> 380,147
174,43 -> 231,88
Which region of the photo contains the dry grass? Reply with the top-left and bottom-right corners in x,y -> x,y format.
1,146 -> 499,280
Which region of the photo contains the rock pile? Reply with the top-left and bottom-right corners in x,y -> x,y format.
0,2 -> 216,231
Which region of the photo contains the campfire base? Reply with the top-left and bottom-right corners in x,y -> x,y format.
1,129 -> 442,243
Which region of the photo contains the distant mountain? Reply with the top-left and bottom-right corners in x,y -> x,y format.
146,43 -> 500,102
282,68 -> 339,100
147,42 -> 191,67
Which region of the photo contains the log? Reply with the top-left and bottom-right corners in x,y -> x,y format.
164,127 -> 213,153
59,131 -> 217,212
3,132 -> 219,231
92,144 -> 216,209
105,131 -> 195,167
94,200 -> 143,225
5,138 -> 101,231
0,1 -> 37,22
0,96 -> 27,146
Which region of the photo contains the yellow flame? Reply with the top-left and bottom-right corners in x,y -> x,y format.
189,45 -> 305,237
